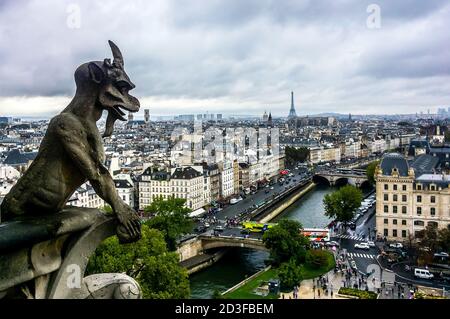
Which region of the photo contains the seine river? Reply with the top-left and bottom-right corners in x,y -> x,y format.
189,185 -> 335,299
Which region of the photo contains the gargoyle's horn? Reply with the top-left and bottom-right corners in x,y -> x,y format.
108,40 -> 124,68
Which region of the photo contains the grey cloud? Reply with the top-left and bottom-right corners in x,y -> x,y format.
0,0 -> 450,116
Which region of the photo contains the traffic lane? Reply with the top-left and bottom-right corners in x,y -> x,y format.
216,172 -> 310,219
339,238 -> 379,255
337,238 -> 379,273
391,263 -> 450,289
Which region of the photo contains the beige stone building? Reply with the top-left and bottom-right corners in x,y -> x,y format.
375,153 -> 450,241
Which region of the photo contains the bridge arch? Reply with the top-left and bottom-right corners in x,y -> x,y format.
334,177 -> 350,187
359,180 -> 372,189
200,236 -> 269,252
312,175 -> 331,186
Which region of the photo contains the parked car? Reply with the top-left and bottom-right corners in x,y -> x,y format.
350,260 -> 357,270
230,197 -> 242,204
354,242 -> 370,250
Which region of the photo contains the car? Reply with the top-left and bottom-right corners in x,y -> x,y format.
214,225 -> 225,232
265,189 -> 270,194
325,241 -> 340,247
389,243 -> 403,249
349,222 -> 356,230
204,222 -> 210,227
194,225 -> 207,233
367,241 -> 375,247
354,242 -> 370,250
270,186 -> 274,190
350,260 -> 357,270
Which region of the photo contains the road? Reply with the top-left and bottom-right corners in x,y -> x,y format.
331,196 -> 378,275
191,166 -> 312,235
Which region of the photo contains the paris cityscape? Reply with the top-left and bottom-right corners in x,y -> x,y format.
0,0 -> 449,308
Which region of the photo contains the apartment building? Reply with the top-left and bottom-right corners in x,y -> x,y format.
309,146 -> 341,164
219,160 -> 235,199
138,166 -> 204,211
375,153 -> 450,241
114,179 -> 135,208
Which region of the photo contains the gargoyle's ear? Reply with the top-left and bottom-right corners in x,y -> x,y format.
88,62 -> 104,84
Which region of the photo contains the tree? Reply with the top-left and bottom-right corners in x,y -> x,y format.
438,228 -> 450,253
144,196 -> 194,251
87,225 -> 190,299
277,259 -> 303,290
417,224 -> 440,254
262,219 -> 309,265
323,185 -> 363,225
445,131 -> 450,143
366,160 -> 380,185
305,249 -> 329,269
285,146 -> 310,167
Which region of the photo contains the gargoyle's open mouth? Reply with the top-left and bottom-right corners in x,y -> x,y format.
110,105 -> 128,121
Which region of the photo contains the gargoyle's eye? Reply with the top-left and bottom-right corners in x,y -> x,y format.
116,81 -> 131,93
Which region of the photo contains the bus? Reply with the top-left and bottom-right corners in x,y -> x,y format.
241,221 -> 276,233
301,228 -> 330,242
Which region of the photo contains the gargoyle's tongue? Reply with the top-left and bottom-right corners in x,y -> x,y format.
103,112 -> 117,138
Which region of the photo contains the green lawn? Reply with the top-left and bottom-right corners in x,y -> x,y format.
224,268 -> 279,299
224,251 -> 335,299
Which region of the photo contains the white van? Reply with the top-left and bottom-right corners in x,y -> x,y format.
414,268 -> 434,280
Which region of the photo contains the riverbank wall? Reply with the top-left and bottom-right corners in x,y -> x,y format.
257,182 -> 316,223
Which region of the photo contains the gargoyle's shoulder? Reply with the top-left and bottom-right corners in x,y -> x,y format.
49,113 -> 84,134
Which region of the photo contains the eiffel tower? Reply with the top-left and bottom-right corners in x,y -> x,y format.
288,91 -> 297,119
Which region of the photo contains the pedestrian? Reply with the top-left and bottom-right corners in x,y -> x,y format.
318,289 -> 321,298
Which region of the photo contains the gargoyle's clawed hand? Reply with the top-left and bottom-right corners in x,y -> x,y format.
115,205 -> 141,243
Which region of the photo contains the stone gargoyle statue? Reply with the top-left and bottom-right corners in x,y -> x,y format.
0,40 -> 141,243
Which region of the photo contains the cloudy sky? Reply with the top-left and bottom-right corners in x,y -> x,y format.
0,0 -> 449,118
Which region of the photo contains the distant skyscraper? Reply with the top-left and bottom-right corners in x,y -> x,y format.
268,112 -> 273,127
128,112 -> 134,122
288,91 -> 297,119
144,109 -> 150,123
263,110 -> 268,122
217,114 -> 223,120
197,114 -> 203,120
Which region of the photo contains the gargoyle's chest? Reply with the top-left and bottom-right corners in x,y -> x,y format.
86,132 -> 106,164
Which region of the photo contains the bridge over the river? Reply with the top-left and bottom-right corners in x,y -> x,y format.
313,168 -> 370,187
